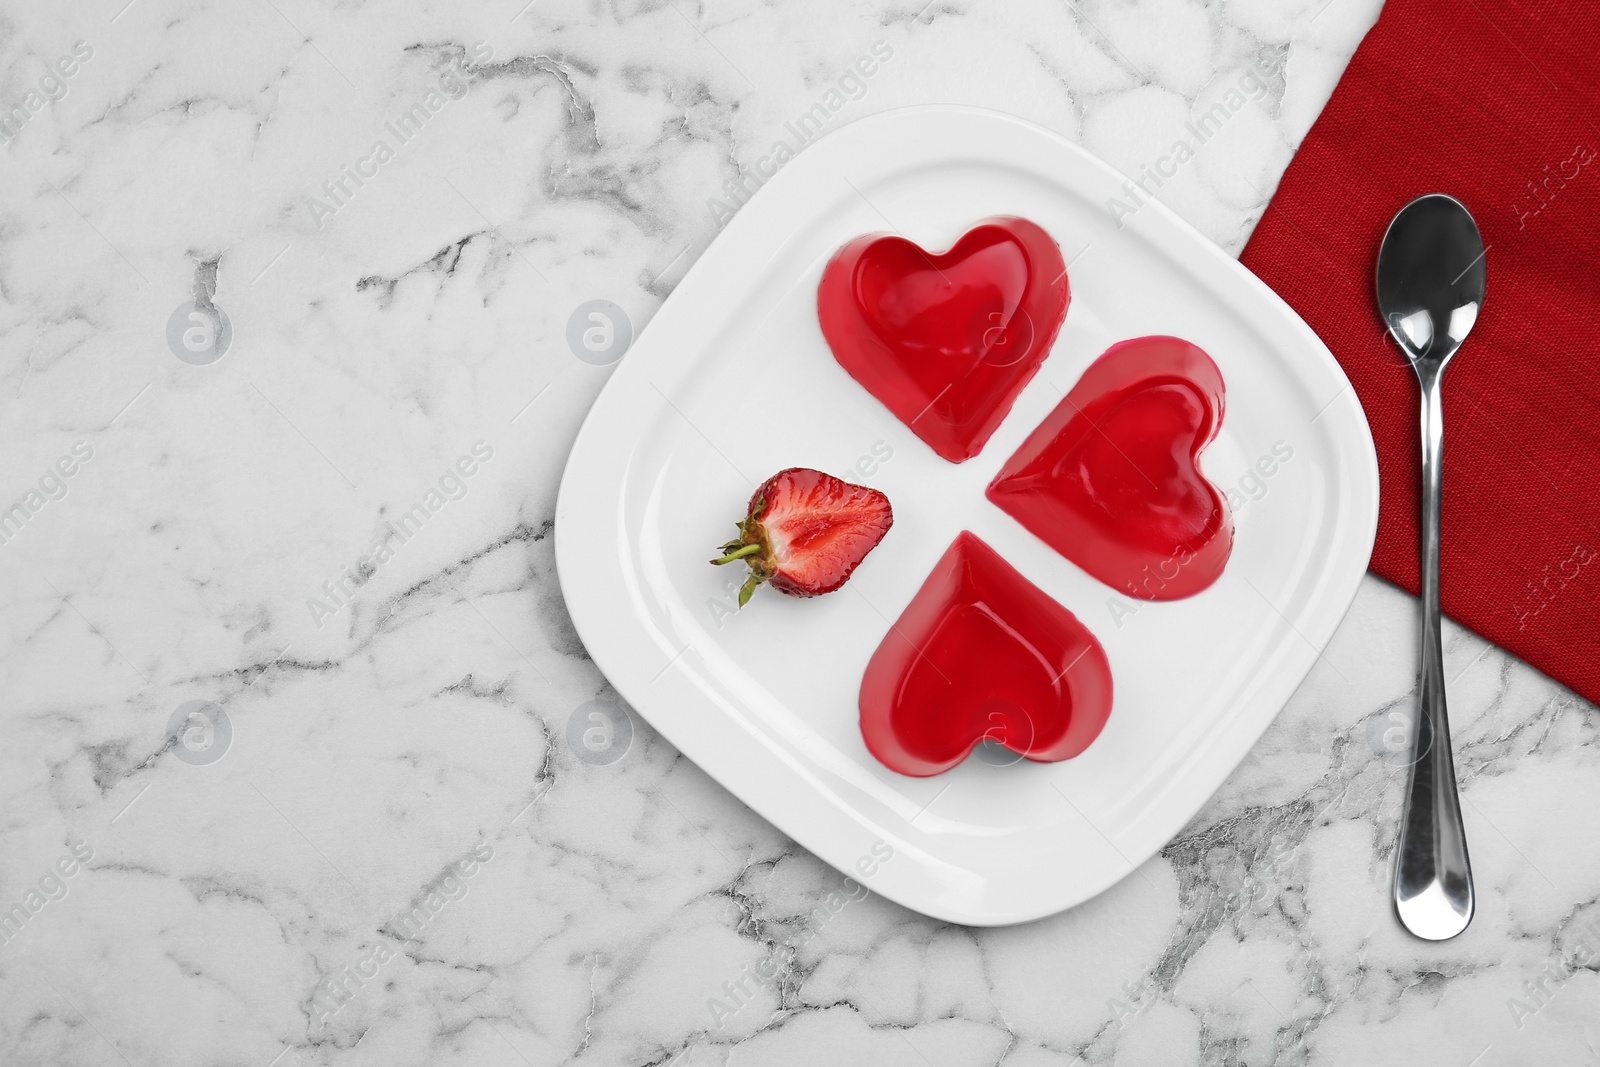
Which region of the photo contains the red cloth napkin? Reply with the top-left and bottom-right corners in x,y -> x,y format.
1240,0 -> 1600,703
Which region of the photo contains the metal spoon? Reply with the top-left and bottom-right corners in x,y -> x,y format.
1376,193 -> 1485,941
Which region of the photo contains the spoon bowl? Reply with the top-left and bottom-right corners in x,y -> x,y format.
1377,194 -> 1487,370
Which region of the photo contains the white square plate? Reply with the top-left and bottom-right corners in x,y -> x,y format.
555,105 -> 1378,925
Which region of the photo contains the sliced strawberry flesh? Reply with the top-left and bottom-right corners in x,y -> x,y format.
713,468 -> 893,603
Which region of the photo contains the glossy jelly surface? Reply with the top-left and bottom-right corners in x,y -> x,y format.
987,335 -> 1232,600
859,531 -> 1113,777
818,217 -> 1069,463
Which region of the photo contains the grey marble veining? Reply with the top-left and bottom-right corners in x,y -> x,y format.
4,0 -> 1599,1064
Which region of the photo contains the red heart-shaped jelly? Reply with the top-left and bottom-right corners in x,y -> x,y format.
859,532 -> 1113,777
987,336 -> 1232,600
819,217 -> 1070,463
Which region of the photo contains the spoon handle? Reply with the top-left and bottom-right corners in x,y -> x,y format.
1393,363 -> 1474,940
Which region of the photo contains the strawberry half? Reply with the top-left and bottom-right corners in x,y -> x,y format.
711,467 -> 893,606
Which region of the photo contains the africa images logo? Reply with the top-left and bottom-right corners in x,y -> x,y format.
0,40 -> 93,147
303,42 -> 494,230
705,41 -> 893,228
306,441 -> 494,629
1104,53 -> 1285,229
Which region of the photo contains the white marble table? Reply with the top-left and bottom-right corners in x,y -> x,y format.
5,1 -> 1599,1064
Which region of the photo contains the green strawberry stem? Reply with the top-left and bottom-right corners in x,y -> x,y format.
712,492 -> 772,607
710,543 -> 762,565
